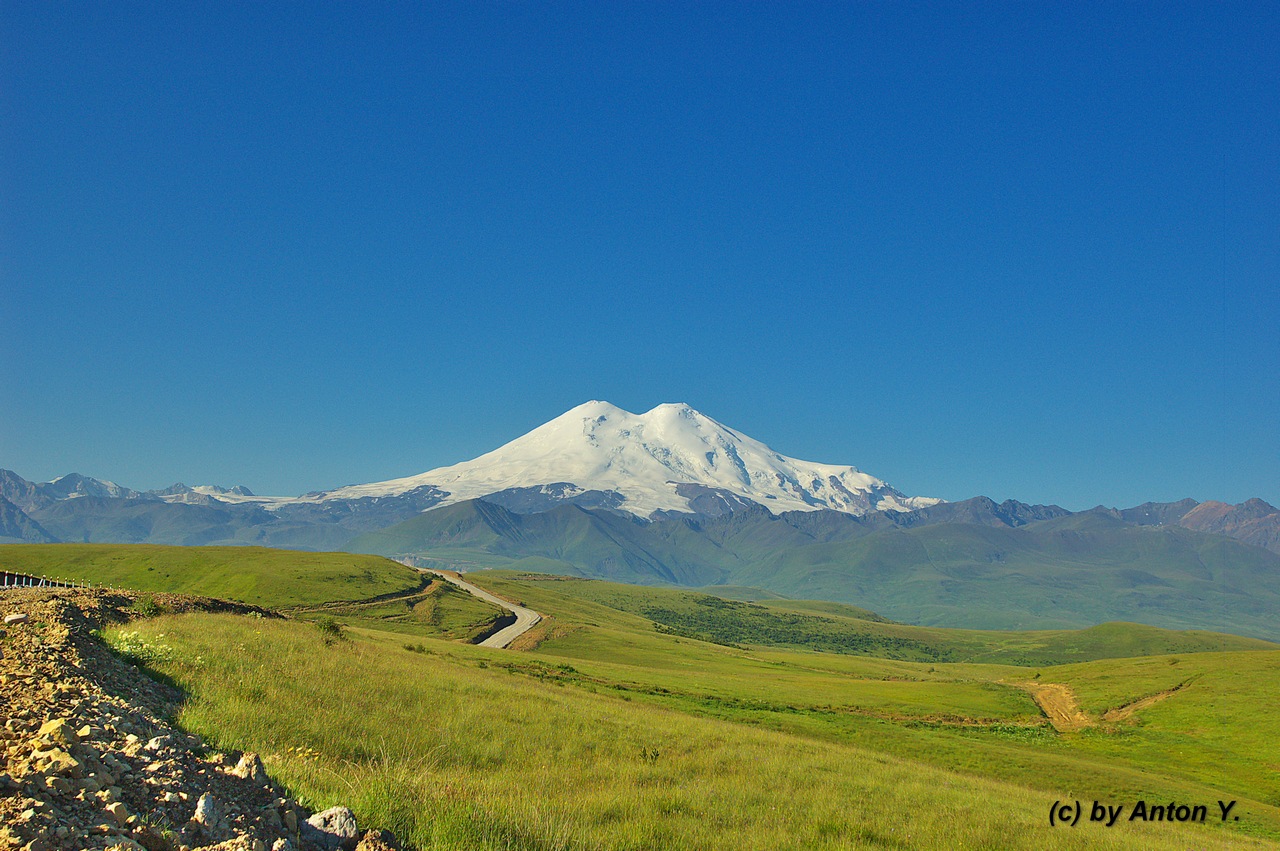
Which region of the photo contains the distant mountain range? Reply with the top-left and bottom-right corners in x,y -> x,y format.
5,401 -> 1280,638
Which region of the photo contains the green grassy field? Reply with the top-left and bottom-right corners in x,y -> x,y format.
467,572 -> 1280,836
1051,651 -> 1280,809
106,614 -> 1277,850
18,543 -> 1275,848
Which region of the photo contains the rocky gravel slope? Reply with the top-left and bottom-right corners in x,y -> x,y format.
0,589 -> 400,851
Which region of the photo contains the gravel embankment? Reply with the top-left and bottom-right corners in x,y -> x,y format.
0,589 -> 399,851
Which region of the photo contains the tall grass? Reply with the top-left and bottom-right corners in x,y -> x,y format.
106,615 -> 1274,850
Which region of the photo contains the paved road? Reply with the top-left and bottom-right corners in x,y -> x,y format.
417,567 -> 542,649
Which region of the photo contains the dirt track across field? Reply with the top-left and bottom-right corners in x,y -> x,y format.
1103,681 -> 1190,722
1018,681 -> 1094,732
1016,677 -> 1194,731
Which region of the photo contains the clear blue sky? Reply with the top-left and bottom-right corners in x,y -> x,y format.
2,2 -> 1277,510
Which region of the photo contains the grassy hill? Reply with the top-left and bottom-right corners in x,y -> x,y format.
0,543 -> 421,608
737,518 -> 1280,636
505,574 -> 1276,665
290,580 -> 507,643
17,544 -> 1273,847
454,572 -> 1280,839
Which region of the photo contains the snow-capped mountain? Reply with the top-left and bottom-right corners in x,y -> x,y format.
41,473 -> 143,502
152,483 -> 256,503
317,401 -> 940,518
24,403 -> 937,520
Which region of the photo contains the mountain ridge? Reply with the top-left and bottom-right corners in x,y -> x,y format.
348,494 -> 1280,640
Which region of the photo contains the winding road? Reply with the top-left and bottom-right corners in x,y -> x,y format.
417,567 -> 542,649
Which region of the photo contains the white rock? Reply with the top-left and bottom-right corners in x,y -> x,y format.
232,752 -> 269,784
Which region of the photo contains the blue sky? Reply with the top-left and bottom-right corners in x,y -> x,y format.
2,2 -> 1277,509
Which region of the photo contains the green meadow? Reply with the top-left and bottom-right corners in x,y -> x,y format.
107,613 -> 1278,850
516,575 -> 1275,664
8,544 -> 1276,848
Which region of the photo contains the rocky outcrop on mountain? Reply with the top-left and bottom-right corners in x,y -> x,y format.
1177,498 -> 1280,554
37,476 -> 147,505
149,485 -> 197,497
1114,498 -> 1280,555
148,486 -> 256,500
0,472 -> 153,517
0,589 -> 400,851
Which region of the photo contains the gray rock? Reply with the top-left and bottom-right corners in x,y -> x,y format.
193,791 -> 222,827
302,806 -> 359,851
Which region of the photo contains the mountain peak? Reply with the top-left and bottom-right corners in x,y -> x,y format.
43,473 -> 141,501
322,402 -> 940,519
564,399 -> 627,418
645,401 -> 695,414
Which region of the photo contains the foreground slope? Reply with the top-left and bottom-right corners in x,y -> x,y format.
107,610 -> 1279,850
0,588 -> 408,850
9,545 -> 1275,847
